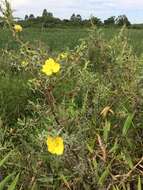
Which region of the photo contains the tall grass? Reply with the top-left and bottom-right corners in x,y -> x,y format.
0,1 -> 143,189
0,27 -> 143,55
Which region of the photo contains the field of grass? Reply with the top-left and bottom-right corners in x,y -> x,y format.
1,27 -> 143,55
0,24 -> 143,189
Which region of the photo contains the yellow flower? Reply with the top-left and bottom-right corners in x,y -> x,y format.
14,24 -> 23,32
47,136 -> 64,155
21,61 -> 28,67
41,58 -> 60,76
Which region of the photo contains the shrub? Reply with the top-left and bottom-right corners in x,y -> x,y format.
0,1 -> 143,189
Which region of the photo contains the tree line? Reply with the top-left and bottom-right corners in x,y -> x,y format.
0,9 -> 132,28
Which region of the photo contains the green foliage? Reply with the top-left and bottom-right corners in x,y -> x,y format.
7,173 -> 20,190
0,2 -> 143,189
0,152 -> 11,167
0,173 -> 14,190
91,16 -> 102,26
116,15 -> 131,27
104,16 -> 116,26
122,113 -> 134,136
0,153 -> 19,190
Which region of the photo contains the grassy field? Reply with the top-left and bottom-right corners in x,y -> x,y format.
1,27 -> 143,55
0,25 -> 143,189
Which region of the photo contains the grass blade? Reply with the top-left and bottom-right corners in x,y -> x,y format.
103,120 -> 111,143
122,113 -> 134,136
0,152 -> 11,167
98,166 -> 109,186
137,176 -> 142,190
7,173 -> 20,190
0,173 -> 13,190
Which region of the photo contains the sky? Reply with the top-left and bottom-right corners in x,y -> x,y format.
9,0 -> 143,23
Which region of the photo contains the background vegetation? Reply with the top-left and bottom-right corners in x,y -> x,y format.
1,27 -> 143,56
0,1 -> 143,189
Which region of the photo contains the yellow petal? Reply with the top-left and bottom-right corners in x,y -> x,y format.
45,58 -> 55,66
14,24 -> 23,32
42,64 -> 53,76
47,136 -> 56,154
54,137 -> 64,155
52,63 -> 60,73
47,136 -> 64,155
42,58 -> 60,76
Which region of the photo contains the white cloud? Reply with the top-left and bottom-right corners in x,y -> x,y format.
8,0 -> 143,23
9,0 -> 143,9
10,0 -> 29,7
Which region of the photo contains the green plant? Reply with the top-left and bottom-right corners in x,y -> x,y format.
0,152 -> 19,190
0,1 -> 143,189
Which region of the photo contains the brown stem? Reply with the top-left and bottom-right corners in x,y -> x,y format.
45,85 -> 61,126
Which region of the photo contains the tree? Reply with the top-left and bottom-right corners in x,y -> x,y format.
76,14 -> 82,22
90,16 -> 102,26
70,13 -> 76,22
104,16 -> 115,26
42,9 -> 48,17
116,15 -> 131,26
24,14 -> 29,20
70,13 -> 82,25
47,12 -> 53,17
29,14 -> 35,20
42,9 -> 53,18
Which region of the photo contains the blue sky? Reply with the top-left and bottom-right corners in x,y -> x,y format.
10,0 -> 143,23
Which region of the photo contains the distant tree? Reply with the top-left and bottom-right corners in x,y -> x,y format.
70,13 -> 82,25
90,16 -> 102,26
116,15 -> 131,26
70,13 -> 76,22
47,12 -> 53,17
42,9 -> 48,17
42,9 -> 53,18
82,19 -> 90,26
63,19 -> 70,23
24,14 -> 29,20
76,14 -> 82,22
29,14 -> 35,20
104,16 -> 115,26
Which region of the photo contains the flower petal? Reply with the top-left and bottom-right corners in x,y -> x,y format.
52,63 -> 60,73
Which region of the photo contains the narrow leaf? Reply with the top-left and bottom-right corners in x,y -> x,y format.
138,176 -> 142,190
122,113 -> 134,136
7,173 -> 20,190
60,174 -> 71,190
0,173 -> 13,190
103,120 -> 111,143
98,167 -> 109,186
0,152 -> 11,168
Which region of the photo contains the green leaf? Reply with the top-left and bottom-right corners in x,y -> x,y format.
121,152 -> 133,169
109,139 -> 118,154
137,176 -> 142,190
31,182 -> 37,190
98,166 -> 109,186
92,158 -> 99,179
0,152 -> 11,168
7,173 -> 20,190
86,143 -> 94,154
122,113 -> 134,136
103,120 -> 111,143
112,185 -> 120,190
0,173 -> 13,190
60,174 -> 71,190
